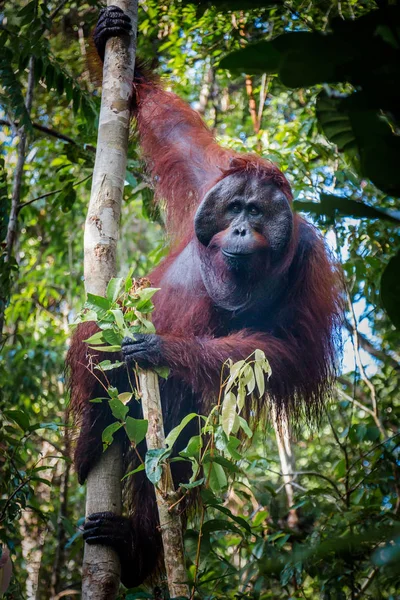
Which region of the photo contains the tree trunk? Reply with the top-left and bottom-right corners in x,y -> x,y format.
272,406 -> 298,529
81,1 -> 138,598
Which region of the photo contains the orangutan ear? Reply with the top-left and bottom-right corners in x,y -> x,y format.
194,188 -> 220,247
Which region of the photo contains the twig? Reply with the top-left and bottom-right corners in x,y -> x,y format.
345,289 -> 385,435
17,174 -> 92,211
343,319 -> 400,370
49,0 -> 70,21
0,118 -> 95,149
190,504 -> 206,600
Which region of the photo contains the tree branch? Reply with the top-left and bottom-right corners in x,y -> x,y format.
0,118 -> 95,152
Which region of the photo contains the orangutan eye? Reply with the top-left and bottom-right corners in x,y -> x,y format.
248,204 -> 260,216
228,201 -> 242,214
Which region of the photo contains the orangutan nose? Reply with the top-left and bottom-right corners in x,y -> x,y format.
233,226 -> 247,237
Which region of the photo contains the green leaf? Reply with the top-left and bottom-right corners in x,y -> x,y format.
237,383 -> 246,412
226,436 -> 242,460
254,362 -> 265,398
102,422 -> 123,450
5,409 -> 30,431
88,345 -> 121,352
238,416 -> 253,438
221,391 -> 237,437
294,194 -> 400,224
242,365 -> 256,395
204,461 -> 228,493
154,366 -> 170,379
110,309 -> 125,331
220,41 -> 281,75
165,413 -> 199,448
253,510 -> 269,527
145,448 -> 166,484
106,278 -> 123,303
213,505 -> 252,533
121,464 -> 145,480
95,360 -> 124,371
125,417 -> 148,445
84,293 -> 112,320
225,359 -> 245,392
108,399 -> 129,421
381,250 -> 400,329
118,392 -> 132,404
180,435 -> 203,458
203,453 -> 240,473
83,331 -> 105,345
202,518 -> 243,537
102,329 -> 122,347
180,478 -> 205,489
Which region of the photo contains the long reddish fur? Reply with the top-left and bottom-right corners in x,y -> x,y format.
66,67 -> 341,585
68,69 -> 341,426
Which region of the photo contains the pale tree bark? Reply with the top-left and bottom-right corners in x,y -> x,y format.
271,405 -> 298,529
139,371 -> 190,598
82,1 -> 138,598
19,442 -> 58,600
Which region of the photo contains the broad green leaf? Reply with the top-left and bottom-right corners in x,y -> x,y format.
220,41 -> 281,75
106,277 -> 123,303
136,316 -> 156,333
108,399 -> 129,421
213,505 -> 252,533
102,329 -> 122,347
254,349 -> 266,361
202,518 -> 242,537
165,413 -> 199,448
204,461 -> 228,493
226,436 -> 242,460
145,448 -> 166,484
5,409 -> 30,431
294,194 -> 400,224
110,309 -> 125,330
83,331 -> 105,345
125,417 -> 148,445
180,478 -> 205,489
154,366 -> 170,379
254,362 -> 265,397
242,365 -> 256,395
102,422 -> 123,450
118,392 -> 133,404
381,250 -> 400,329
88,345 -> 121,352
95,360 -> 124,371
86,293 -> 111,311
237,383 -> 246,412
238,416 -> 253,438
180,435 -> 203,458
253,510 -> 269,527
203,453 -> 240,473
221,391 -> 237,437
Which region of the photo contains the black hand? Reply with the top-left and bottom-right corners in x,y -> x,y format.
84,512 -> 136,587
83,511 -> 132,549
94,5 -> 132,61
121,334 -> 163,369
